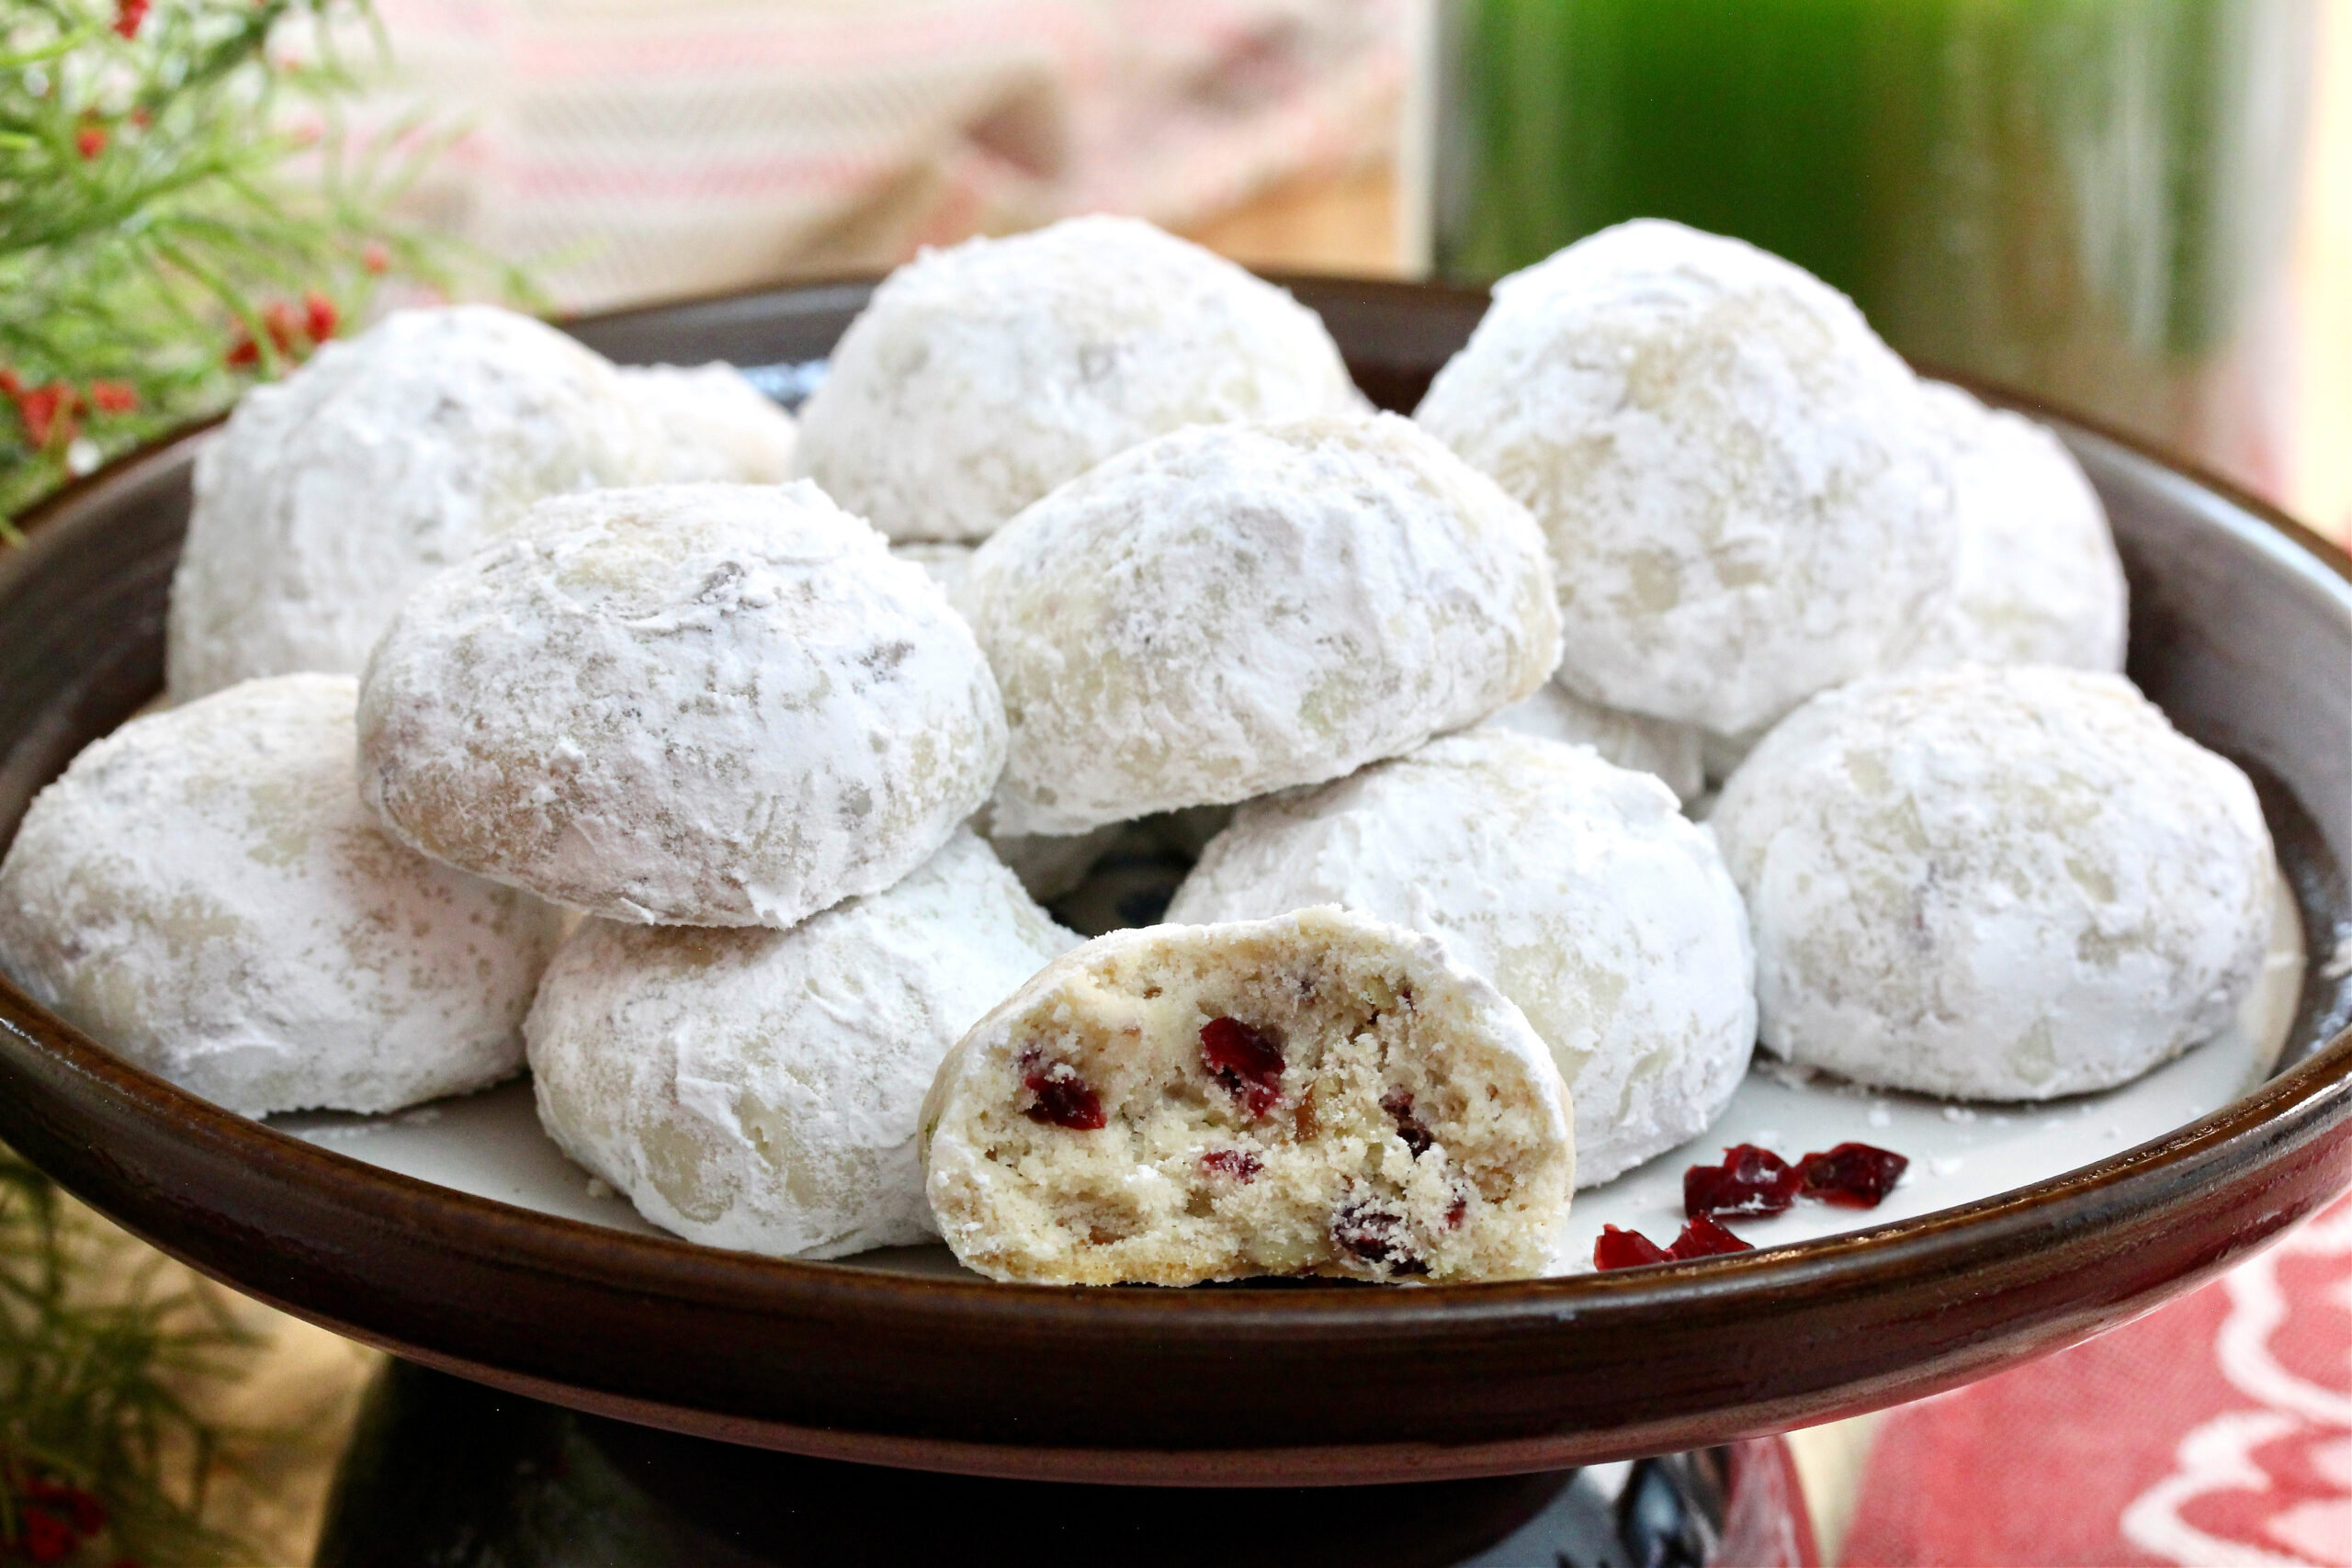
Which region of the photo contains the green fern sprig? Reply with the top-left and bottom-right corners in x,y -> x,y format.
0,0 -> 527,531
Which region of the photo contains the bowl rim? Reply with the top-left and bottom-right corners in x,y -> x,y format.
2,280 -> 2348,1341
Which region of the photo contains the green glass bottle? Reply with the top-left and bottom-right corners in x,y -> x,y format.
1432,0 -> 2317,475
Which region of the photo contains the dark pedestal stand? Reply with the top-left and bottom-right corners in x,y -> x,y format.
312,1360 -> 1815,1568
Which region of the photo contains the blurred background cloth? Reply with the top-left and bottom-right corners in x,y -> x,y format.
368,0 -> 1405,310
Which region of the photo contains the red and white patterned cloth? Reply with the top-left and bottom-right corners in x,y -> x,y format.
1842,1194 -> 2352,1566
356,0 -> 1402,310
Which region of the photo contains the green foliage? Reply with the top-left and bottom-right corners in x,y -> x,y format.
0,0 -> 524,531
0,1145 -> 277,1563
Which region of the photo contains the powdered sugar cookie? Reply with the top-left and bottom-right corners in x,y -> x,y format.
1170,731 -> 1753,1185
527,830 -> 1076,1259
1415,220 -> 1959,735
793,215 -> 1363,542
168,306 -> 660,701
0,675 -> 559,1116
1900,382 -> 2127,674
921,905 -> 1575,1285
1484,680 -> 1705,804
359,482 -> 1004,928
621,363 -> 799,482
1710,664 -> 2274,1100
967,413 -> 1561,836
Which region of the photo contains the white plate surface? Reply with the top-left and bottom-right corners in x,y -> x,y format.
273,876 -> 2308,1280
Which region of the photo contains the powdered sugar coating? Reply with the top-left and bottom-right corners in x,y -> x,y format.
1170,731 -> 1754,1186
792,215 -> 1363,542
358,482 -> 1005,928
168,306 -> 661,702
1415,219 -> 1959,734
1900,383 -> 2128,674
1484,680 -> 1705,804
526,830 -> 1076,1259
967,413 -> 1562,836
922,906 -> 1575,1284
621,363 -> 799,482
0,675 -> 559,1116
1710,665 -> 2274,1100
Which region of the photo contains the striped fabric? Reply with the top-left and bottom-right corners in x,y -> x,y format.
361,0 -> 1403,310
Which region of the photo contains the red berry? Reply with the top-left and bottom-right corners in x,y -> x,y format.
262,299 -> 301,355
75,125 -> 107,159
1797,1142 -> 1909,1208
13,382 -> 77,447
303,290 -> 340,343
1683,1143 -> 1802,1219
115,0 -> 150,37
1018,1049 -> 1103,1131
224,333 -> 260,368
362,241 -> 390,274
17,1506 -> 74,1563
87,380 -> 138,413
1380,1089 -> 1435,1157
1593,1224 -> 1672,1269
1200,1148 -> 1260,1181
1199,1017 -> 1284,1118
1668,1213 -> 1753,1259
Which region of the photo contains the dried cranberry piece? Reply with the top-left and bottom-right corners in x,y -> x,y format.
1668,1214 -> 1753,1259
1380,1089 -> 1435,1157
1018,1049 -> 1104,1131
1201,1148 -> 1261,1181
1200,1017 -> 1285,1118
1593,1224 -> 1672,1269
1797,1142 -> 1909,1208
1683,1143 -> 1802,1219
1330,1200 -> 1425,1273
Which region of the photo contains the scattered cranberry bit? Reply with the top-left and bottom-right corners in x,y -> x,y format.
1199,1017 -> 1285,1118
75,124 -> 107,160
1017,1048 -> 1103,1131
115,0 -> 150,37
1443,1190 -> 1469,1228
1683,1143 -> 1803,1219
1200,1148 -> 1261,1182
1330,1200 -> 1425,1274
1592,1214 -> 1756,1269
87,380 -> 137,413
1380,1089 -> 1434,1157
1797,1142 -> 1909,1208
1668,1213 -> 1752,1258
1593,1224 -> 1672,1269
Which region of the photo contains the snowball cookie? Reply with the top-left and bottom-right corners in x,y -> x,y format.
922,906 -> 1575,1284
168,305 -> 660,702
527,830 -> 1077,1258
1710,664 -> 2275,1100
792,214 -> 1363,543
1170,731 -> 1753,1186
1899,382 -> 2128,675
621,363 -> 799,482
0,675 -> 559,1116
358,482 -> 1005,928
1485,680 -> 1705,804
967,413 -> 1562,836
1415,219 -> 1959,735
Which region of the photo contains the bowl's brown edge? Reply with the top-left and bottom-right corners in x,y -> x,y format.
0,282 -> 2348,1481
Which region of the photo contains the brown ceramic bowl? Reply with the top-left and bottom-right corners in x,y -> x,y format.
0,280 -> 2346,1486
